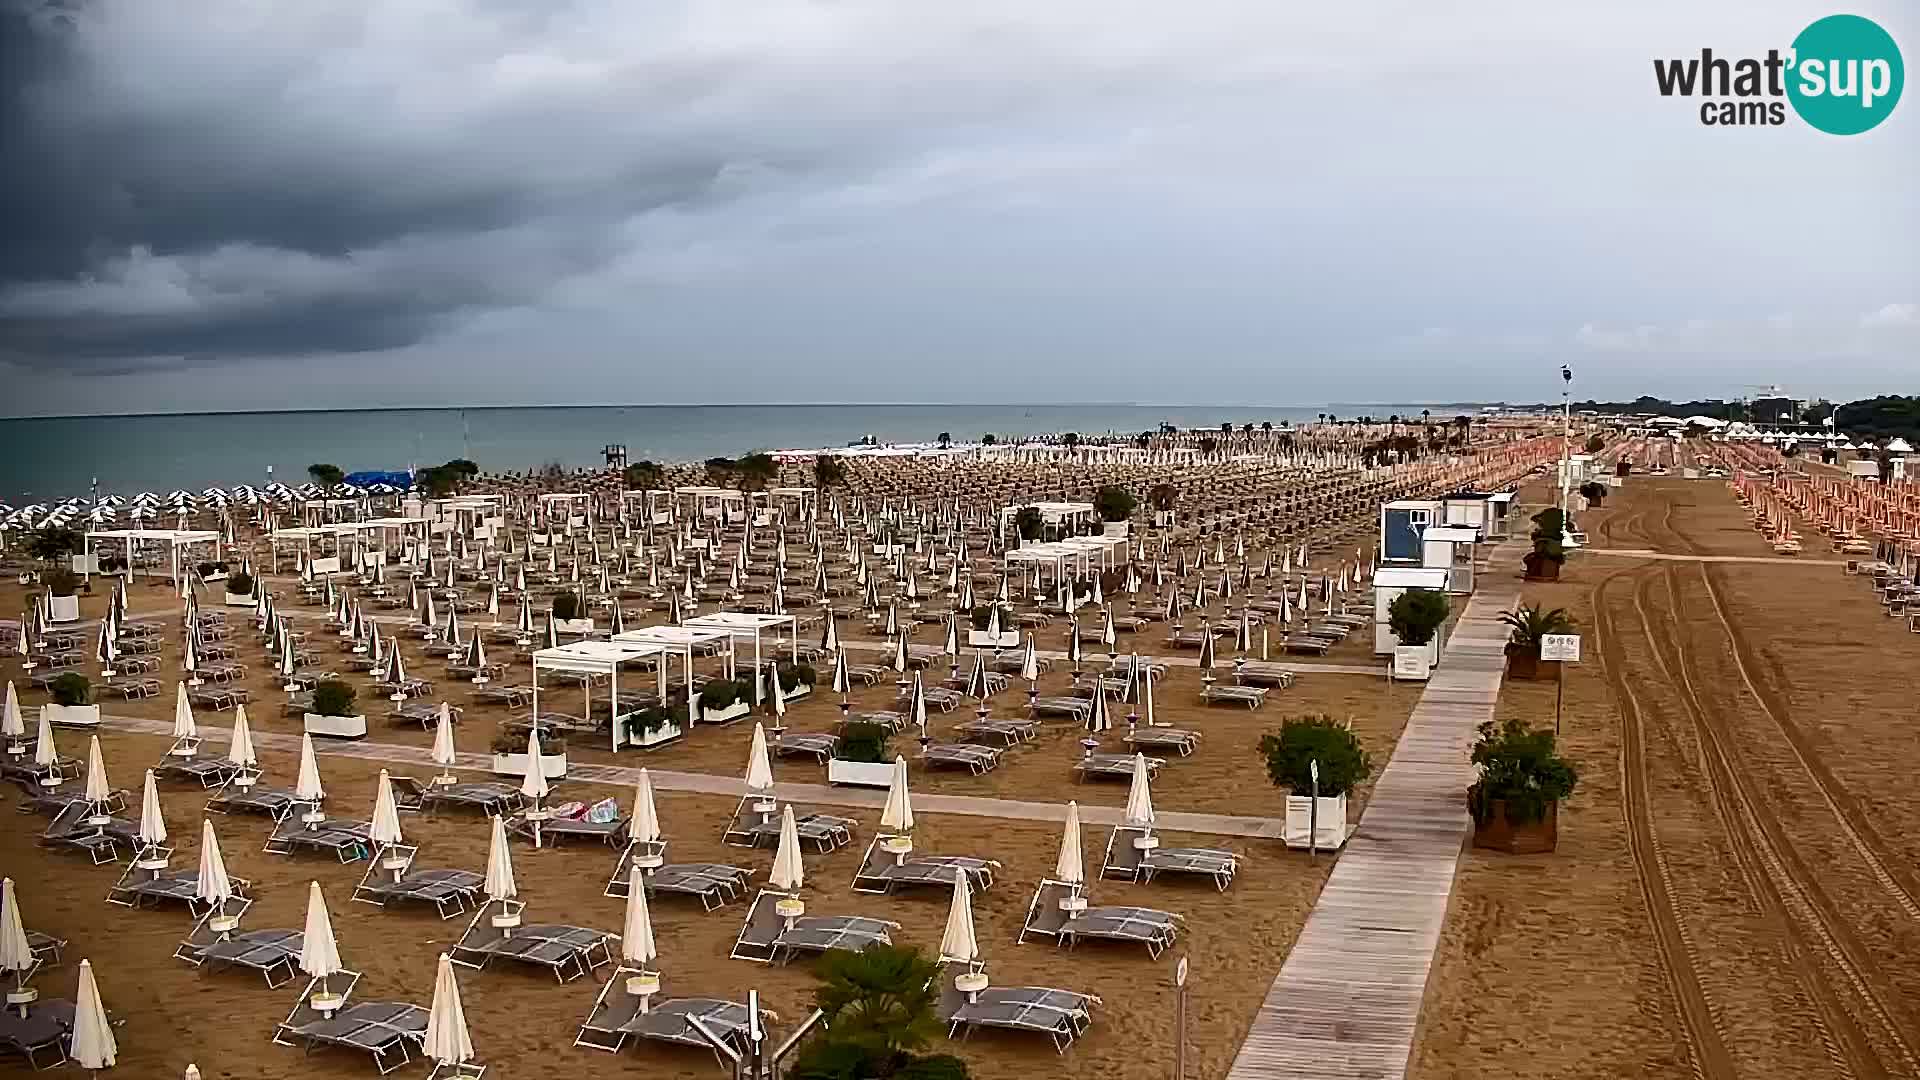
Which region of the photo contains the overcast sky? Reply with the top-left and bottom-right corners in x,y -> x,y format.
2,0 -> 1914,416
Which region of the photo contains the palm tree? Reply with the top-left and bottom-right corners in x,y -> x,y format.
793,944 -> 944,1078
1498,604 -> 1575,650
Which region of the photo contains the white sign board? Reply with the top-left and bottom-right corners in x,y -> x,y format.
1392,645 -> 1432,680
1540,634 -> 1582,662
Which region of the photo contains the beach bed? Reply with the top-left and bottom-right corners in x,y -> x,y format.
850,835 -> 997,895
350,845 -> 484,920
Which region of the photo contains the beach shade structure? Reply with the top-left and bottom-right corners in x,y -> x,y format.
937,870 -> 982,974
182,629 -> 201,687
383,639 -> 409,701
70,960 -> 117,1072
82,736 -> 114,826
227,706 -> 258,781
483,814 -> 518,905
628,769 -> 661,856
964,653 -> 992,719
293,734 -> 327,824
1021,636 -> 1040,708
2,877 -> 38,996
1124,754 -> 1156,830
890,629 -> 909,675
769,805 -> 805,893
744,723 -> 776,817
765,663 -> 787,728
3,681 -> 27,756
830,649 -> 852,719
1065,619 -> 1083,680
621,868 -> 658,971
519,727 -> 552,847
878,755 -> 915,858
430,703 -> 460,787
370,770 -> 404,849
1054,801 -> 1085,888
170,682 -> 199,752
1082,682 -> 1112,759
136,769 -> 169,859
299,881 -> 349,1014
196,819 -> 236,913
1197,630 -> 1216,687
422,953 -> 483,1079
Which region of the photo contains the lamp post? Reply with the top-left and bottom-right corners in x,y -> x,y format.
1558,366 -> 1576,548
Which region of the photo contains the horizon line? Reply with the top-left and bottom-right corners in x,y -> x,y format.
0,400 -> 1500,422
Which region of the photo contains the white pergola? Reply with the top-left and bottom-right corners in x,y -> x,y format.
83,528 -> 223,583
613,625 -> 737,695
1004,534 -> 1129,579
621,489 -> 674,525
683,612 -> 797,701
673,486 -> 744,520
531,640 -> 672,752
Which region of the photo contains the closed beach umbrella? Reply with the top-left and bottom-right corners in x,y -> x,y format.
294,734 -> 326,803
422,953 -> 477,1069
880,755 -> 914,833
622,867 -> 658,967
766,663 -> 786,719
33,706 -> 58,769
1054,801 -> 1084,885
1084,682 -> 1110,735
70,960 -> 117,1070
299,881 -> 344,981
769,805 -> 804,891
227,706 -> 256,769
172,682 -> 197,742
1,683 -> 21,747
629,769 -> 660,846
829,649 -> 851,696
432,704 -> 458,773
83,736 -> 111,805
937,871 -> 979,968
1123,754 -> 1155,828
138,770 -> 167,849
0,878 -> 33,984
744,723 -> 774,795
369,770 -> 404,847
519,727 -> 550,802
483,815 -> 517,902
196,819 -> 233,907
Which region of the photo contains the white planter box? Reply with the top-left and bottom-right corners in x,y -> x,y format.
1392,645 -> 1434,682
490,752 -> 568,779
827,759 -> 895,788
968,630 -> 1021,649
871,544 -> 904,557
47,594 -> 81,624
41,703 -> 101,728
69,554 -> 100,575
200,570 -> 228,584
701,701 -> 751,726
224,593 -> 255,607
624,720 -> 684,750
1152,510 -> 1175,527
556,618 -> 596,634
1283,794 -> 1351,850
781,682 -> 812,700
1102,521 -> 1130,537
304,713 -> 367,739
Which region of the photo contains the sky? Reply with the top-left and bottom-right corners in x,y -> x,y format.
1,0 -> 1914,416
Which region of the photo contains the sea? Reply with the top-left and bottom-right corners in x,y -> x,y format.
0,403 -> 1452,503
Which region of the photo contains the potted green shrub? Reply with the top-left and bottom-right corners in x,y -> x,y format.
1578,480 -> 1609,508
1259,715 -> 1372,850
1387,588 -> 1450,680
828,720 -> 895,787
1467,717 -> 1578,853
698,678 -> 752,725
1499,604 -> 1574,680
43,672 -> 99,728
966,603 -> 1018,648
223,569 -> 257,607
775,663 -> 817,700
624,701 -> 688,751
1524,508 -> 1569,581
43,568 -> 83,624
197,560 -> 229,584
1012,506 -> 1044,545
1147,483 -> 1177,527
303,678 -> 366,739
1094,485 -> 1137,537
792,945 -> 963,1080
489,727 -> 568,779
550,590 -> 594,633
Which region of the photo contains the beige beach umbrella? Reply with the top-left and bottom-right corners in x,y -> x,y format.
0,878 -> 33,986
937,871 -> 979,968
293,733 -> 326,803
82,735 -> 110,805
137,769 -> 167,849
171,682 -> 197,742
622,867 -> 658,968
744,722 -> 774,795
431,703 -> 458,782
483,815 -> 517,902
879,755 -> 914,833
196,819 -> 233,908
1054,801 -> 1084,885
769,805 -> 804,891
422,953 -> 477,1070
299,881 -> 345,1006
70,960 -> 117,1070
629,769 -> 660,846
32,707 -> 57,770
185,1067 -> 201,1080
369,770 -> 404,848
226,705 -> 256,769
518,727 -> 550,802
1,681 -> 25,748
1123,754 -> 1155,829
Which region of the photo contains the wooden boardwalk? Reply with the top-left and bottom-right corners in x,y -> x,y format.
1223,566 -> 1520,1080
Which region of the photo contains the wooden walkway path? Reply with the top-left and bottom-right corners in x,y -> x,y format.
1223,560 -> 1521,1080
91,712 -> 1288,839
1580,547 -> 1844,567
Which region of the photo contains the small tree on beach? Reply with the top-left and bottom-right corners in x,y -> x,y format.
311,680 -> 357,718
980,433 -> 997,446
307,463 -> 344,487
622,460 -> 665,489
1584,433 -> 1605,454
1093,486 -> 1137,523
1147,484 -> 1177,512
1258,714 -> 1372,798
792,944 -> 947,1080
813,455 -> 847,489
1578,480 -> 1608,505
1467,717 -> 1578,826
935,432 -> 951,448
1387,588 -> 1449,647
1013,507 -> 1044,542
28,526 -> 83,567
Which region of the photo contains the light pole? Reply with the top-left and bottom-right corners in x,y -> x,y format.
1558,366 -> 1576,548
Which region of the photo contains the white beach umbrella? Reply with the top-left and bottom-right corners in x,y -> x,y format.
769,805 -> 805,891
1053,801 -> 1084,885
744,723 -> 774,794
937,871 -> 979,969
879,755 -> 914,833
1123,754 -> 1156,828
431,704 -> 458,776
621,867 -> 658,967
519,726 -> 550,801
83,736 -> 110,806
299,881 -> 344,981
1,681 -> 23,746
422,953 -> 477,1069
483,814 -> 517,902
629,769 -> 661,845
196,819 -> 233,907
171,682 -> 197,742
294,733 -> 326,803
0,878 -> 33,983
227,706 -> 257,769
70,960 -> 118,1070
138,769 -> 168,849
369,770 -> 404,847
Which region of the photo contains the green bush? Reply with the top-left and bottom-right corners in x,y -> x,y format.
311,679 -> 357,717
1147,483 -> 1177,512
1467,717 -> 1578,825
27,527 -> 83,565
1387,588 -> 1450,647
895,1055 -> 971,1080
307,463 -> 344,487
1584,433 -> 1605,454
1498,605 -> 1574,651
626,702 -> 688,737
811,945 -> 941,1058
778,663 -> 817,691
551,591 -> 581,621
1013,507 -> 1044,541
698,679 -> 742,712
1093,485 -> 1137,523
1578,480 -> 1608,503
43,568 -> 79,597
50,673 -> 92,707
1258,715 -> 1372,797
490,728 -> 565,755
226,570 -> 255,596
837,721 -> 892,763
623,460 -> 666,489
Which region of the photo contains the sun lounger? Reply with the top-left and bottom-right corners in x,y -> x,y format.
106,861 -> 251,913
152,746 -> 244,789
1030,696 -> 1093,722
273,975 -> 428,1076
350,845 -> 484,920
771,732 -> 839,763
471,684 -> 534,707
1199,683 -> 1267,709
843,664 -> 888,686
721,798 -> 854,852
187,684 -> 249,711
952,716 -> 1040,745
448,902 -> 616,983
729,890 -> 897,964
989,654 -> 1052,675
1018,880 -> 1180,958
851,836 -> 997,895
610,852 -> 752,913
38,801 -> 142,864
0,998 -> 74,1070
174,898 -> 305,988
843,711 -> 906,733
922,743 -> 1002,774
1123,727 -> 1200,755
1100,826 -> 1236,891
576,979 -> 757,1059
265,815 -> 373,862
938,971 -> 1096,1053
1073,754 -> 1162,782
205,773 -> 305,822
1232,661 -> 1296,688
386,702 -> 460,729
100,675 -> 161,699
417,782 -> 524,818
508,807 -> 628,848
1280,635 -> 1334,656
896,686 -> 962,712
26,929 -> 64,965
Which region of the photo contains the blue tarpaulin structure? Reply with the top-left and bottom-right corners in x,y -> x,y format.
343,469 -> 416,490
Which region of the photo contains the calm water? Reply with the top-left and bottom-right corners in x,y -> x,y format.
0,403 -> 1446,501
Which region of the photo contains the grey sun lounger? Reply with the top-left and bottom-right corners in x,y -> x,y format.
38,801 -> 143,864
603,841 -> 752,911
350,845 -> 484,920
1030,696 -> 1093,721
1073,753 -> 1163,782
851,837 -> 997,895
508,810 -> 628,848
922,743 -> 1002,774
265,815 -> 373,862
1122,726 -> 1200,755
417,782 -> 525,817
152,750 -> 243,789
204,773 -> 305,822
939,973 -> 1096,1053
1232,661 -> 1297,688
721,799 -> 854,853
729,889 -> 895,965
896,686 -> 963,712
106,862 -> 252,913
771,732 -> 839,763
1019,879 -> 1181,958
842,711 -> 906,733
174,899 -> 305,988
1100,826 -> 1237,891
273,978 -> 426,1076
576,982 -> 758,1060
1198,683 -> 1268,709
0,998 -> 76,1070
448,904 -> 616,983
952,716 -> 1040,745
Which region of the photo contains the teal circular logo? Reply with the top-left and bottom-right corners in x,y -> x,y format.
1787,15 -> 1903,134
